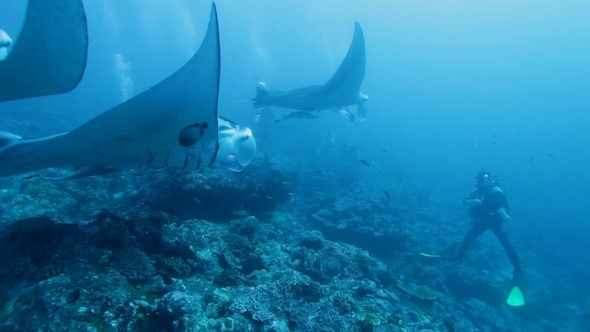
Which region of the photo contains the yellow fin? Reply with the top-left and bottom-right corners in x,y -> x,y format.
507,286 -> 525,307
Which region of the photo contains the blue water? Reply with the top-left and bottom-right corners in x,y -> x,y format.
2,0 -> 589,329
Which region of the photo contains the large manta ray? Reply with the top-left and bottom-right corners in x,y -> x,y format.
0,0 -> 88,102
253,22 -> 368,121
0,3 -> 257,177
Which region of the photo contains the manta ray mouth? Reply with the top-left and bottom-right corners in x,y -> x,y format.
220,154 -> 245,172
216,117 -> 257,172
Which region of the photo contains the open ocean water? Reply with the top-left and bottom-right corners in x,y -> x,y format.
1,1 -> 588,331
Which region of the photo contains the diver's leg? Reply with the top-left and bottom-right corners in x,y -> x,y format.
491,222 -> 522,273
454,221 -> 487,261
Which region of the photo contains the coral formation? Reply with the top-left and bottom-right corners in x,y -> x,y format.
0,163 -> 584,331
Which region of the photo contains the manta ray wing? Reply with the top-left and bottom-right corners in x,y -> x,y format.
0,4 -> 220,177
253,22 -> 366,112
320,22 -> 366,101
0,0 -> 89,102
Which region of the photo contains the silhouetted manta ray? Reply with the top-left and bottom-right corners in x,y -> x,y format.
0,0 -> 89,102
253,22 -> 368,121
0,3 -> 256,177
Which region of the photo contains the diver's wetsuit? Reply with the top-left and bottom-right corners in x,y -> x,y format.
455,185 -> 522,273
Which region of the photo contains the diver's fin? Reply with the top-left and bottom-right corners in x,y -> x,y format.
507,271 -> 526,307
506,286 -> 525,307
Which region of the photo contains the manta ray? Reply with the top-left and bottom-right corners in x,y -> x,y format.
253,22 -> 368,121
0,3 -> 256,178
0,0 -> 89,102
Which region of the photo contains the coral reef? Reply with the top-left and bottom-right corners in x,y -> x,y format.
0,162 -> 585,331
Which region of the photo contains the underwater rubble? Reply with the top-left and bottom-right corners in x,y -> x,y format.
0,163 -> 586,331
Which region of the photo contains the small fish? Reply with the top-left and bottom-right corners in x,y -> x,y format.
408,310 -> 421,323
359,159 -> 371,166
529,157 -> 533,163
383,189 -> 391,199
179,121 -> 208,147
313,169 -> 324,175
232,210 -> 250,216
23,173 -> 40,180
275,111 -> 319,123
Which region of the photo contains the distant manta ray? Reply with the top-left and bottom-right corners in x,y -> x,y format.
0,3 -> 257,178
0,0 -> 88,102
253,22 -> 368,121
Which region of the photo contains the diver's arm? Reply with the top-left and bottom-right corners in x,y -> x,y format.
488,187 -> 511,221
463,191 -> 482,206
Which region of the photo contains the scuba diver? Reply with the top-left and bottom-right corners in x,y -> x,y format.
420,171 -> 526,305
456,171 -> 525,305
